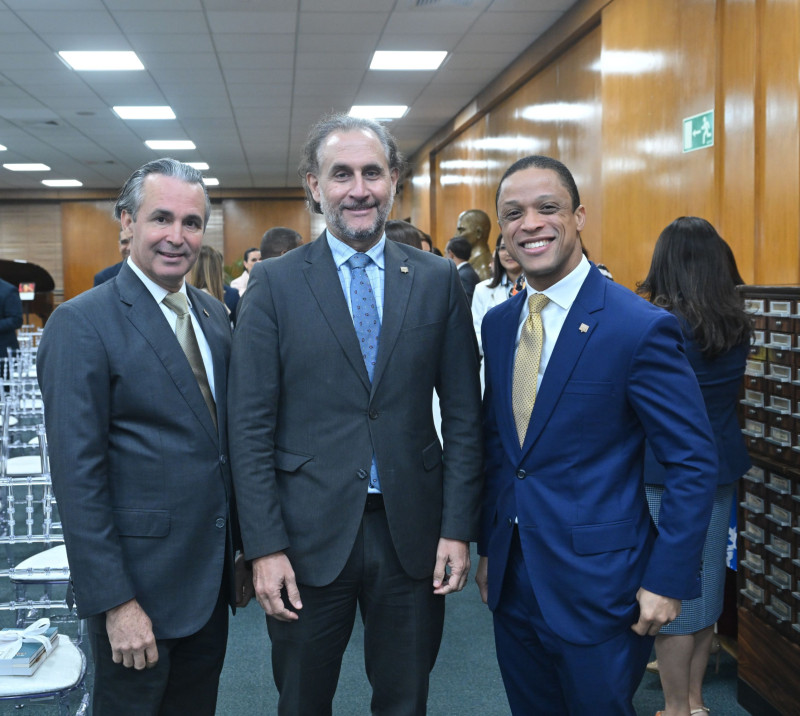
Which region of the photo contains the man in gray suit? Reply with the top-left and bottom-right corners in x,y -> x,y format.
38,158 -> 249,716
229,114 -> 483,715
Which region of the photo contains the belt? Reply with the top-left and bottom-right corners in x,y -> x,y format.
364,493 -> 385,512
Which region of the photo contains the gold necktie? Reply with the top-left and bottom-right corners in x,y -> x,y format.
512,293 -> 550,447
162,291 -> 217,429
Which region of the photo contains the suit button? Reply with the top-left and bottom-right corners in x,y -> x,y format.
516,469 -> 526,479
215,517 -> 226,529
219,454 -> 227,465
369,409 -> 378,420
357,469 -> 368,480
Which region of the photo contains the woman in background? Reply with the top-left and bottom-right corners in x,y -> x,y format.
471,235 -> 524,353
189,246 -> 230,315
638,217 -> 752,716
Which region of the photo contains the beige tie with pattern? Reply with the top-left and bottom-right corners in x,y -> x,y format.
162,291 -> 217,429
512,293 -> 550,447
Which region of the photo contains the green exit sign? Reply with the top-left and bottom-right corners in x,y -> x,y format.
683,110 -> 714,152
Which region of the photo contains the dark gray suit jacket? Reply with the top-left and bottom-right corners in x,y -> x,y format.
457,261 -> 480,304
228,234 -> 483,586
38,262 -> 237,639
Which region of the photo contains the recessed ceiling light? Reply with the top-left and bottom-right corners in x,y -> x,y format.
202,177 -> 219,186
58,51 -> 144,71
349,105 -> 408,120
42,179 -> 83,187
3,163 -> 51,171
0,144 -> 6,151
370,51 -> 447,71
145,140 -> 196,150
113,106 -> 176,120
187,162 -> 209,171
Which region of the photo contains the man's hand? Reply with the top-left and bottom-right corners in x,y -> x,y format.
252,551 -> 302,621
475,555 -> 489,604
631,587 -> 681,636
432,538 -> 470,595
235,553 -> 255,607
106,599 -> 158,670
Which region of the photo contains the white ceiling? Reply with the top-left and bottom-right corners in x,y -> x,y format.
0,0 -> 574,191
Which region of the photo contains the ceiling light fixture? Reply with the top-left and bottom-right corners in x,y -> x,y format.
187,162 -> 210,171
3,163 -> 51,171
42,179 -> 83,187
58,51 -> 144,71
0,144 -> 6,151
349,105 -> 408,120
370,51 -> 447,71
113,106 -> 176,120
202,177 -> 219,186
145,140 -> 196,150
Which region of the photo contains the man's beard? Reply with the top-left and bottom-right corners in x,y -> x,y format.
321,195 -> 393,246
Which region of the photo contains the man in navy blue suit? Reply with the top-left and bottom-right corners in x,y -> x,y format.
475,155 -> 718,714
0,277 -> 22,361
93,227 -> 132,286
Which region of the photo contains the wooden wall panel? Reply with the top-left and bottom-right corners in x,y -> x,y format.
61,200 -> 117,300
717,0 -> 756,283
0,203 -> 62,299
756,0 -> 800,285
600,0 -> 717,289
222,199 -> 311,272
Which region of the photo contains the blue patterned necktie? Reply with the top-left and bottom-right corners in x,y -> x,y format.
347,252 -> 381,491
347,253 -> 381,381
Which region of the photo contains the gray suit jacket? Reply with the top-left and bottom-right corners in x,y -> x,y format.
228,235 -> 483,585
37,262 -> 236,639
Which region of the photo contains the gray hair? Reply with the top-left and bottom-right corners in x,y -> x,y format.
114,157 -> 211,226
298,113 -> 405,214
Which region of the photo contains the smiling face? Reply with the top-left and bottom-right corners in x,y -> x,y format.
121,173 -> 206,292
306,128 -> 398,251
496,167 -> 585,291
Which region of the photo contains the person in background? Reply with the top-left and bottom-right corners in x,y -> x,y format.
420,232 -> 433,253
93,227 -> 132,286
259,227 -> 303,259
446,235 -> 480,305
638,217 -> 752,716
190,246 -> 230,315
471,234 -> 525,354
230,247 -> 260,296
0,277 -> 22,370
385,219 -> 424,250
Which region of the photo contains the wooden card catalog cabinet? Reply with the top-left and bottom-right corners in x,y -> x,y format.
737,287 -> 800,715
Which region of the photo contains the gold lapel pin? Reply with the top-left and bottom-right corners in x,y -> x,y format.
579,323 -> 589,333
203,309 -> 210,317
400,266 -> 409,274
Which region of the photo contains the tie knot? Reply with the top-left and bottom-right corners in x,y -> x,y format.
347,253 -> 371,270
528,293 -> 549,314
162,291 -> 190,317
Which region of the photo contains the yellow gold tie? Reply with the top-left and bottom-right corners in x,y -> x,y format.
162,291 -> 217,429
512,293 -> 550,447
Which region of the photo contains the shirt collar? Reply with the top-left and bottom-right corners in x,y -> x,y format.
126,257 -> 190,306
525,254 -> 590,310
326,229 -> 386,270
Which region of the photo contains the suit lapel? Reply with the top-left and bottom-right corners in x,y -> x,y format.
303,233 -> 372,392
371,240 -> 412,393
519,267 -> 606,458
117,265 -> 220,445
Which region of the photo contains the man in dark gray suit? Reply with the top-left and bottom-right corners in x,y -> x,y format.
38,158 -> 249,716
229,114 -> 483,715
446,235 -> 481,304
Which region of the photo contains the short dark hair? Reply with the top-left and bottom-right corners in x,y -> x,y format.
115,157 -> 210,225
495,155 -> 580,213
385,220 -> 424,250
446,236 -> 472,261
243,247 -> 259,263
298,113 -> 405,214
260,227 -> 303,259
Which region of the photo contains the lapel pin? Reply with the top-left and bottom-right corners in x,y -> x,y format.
400,266 -> 409,274
579,323 -> 588,333
203,309 -> 209,317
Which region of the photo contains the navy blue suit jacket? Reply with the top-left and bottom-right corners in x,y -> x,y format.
0,278 -> 22,356
93,260 -> 123,287
480,265 -> 718,645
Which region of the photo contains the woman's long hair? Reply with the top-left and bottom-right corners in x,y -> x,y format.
488,234 -> 506,289
637,216 -> 751,358
190,246 -> 225,303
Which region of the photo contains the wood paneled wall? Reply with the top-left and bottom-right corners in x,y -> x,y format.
62,200 -> 119,300
401,0 -> 800,290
